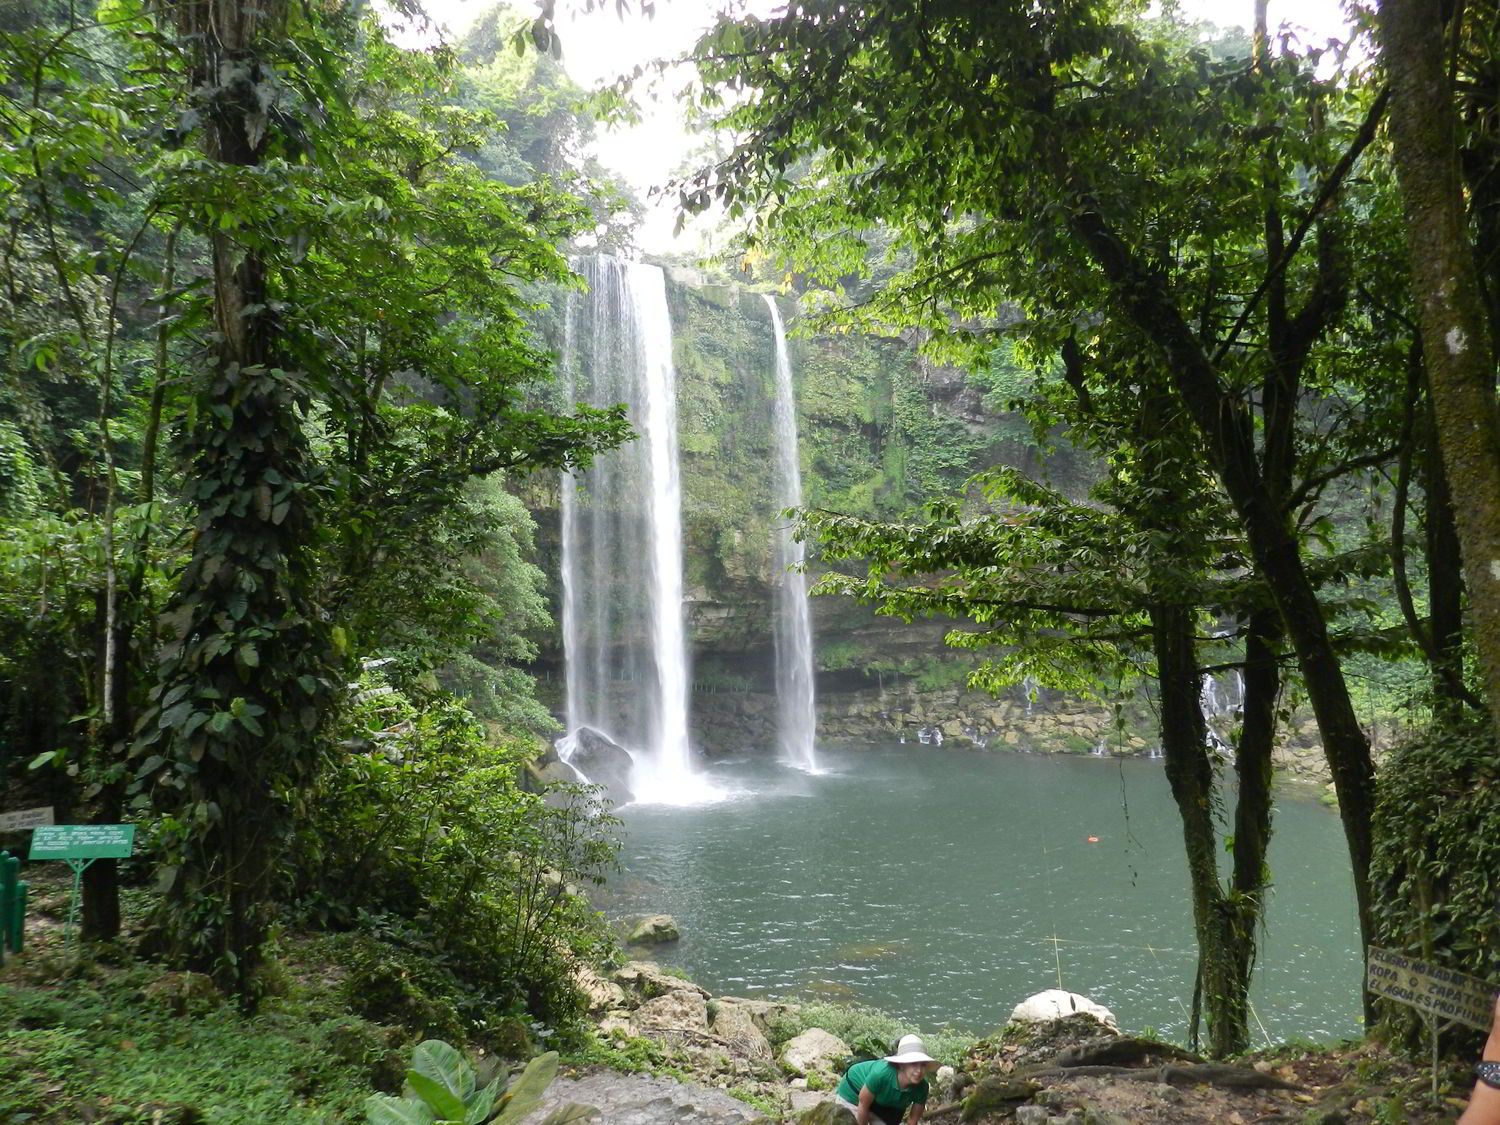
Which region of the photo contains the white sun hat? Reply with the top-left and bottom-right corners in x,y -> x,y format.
884,1034 -> 935,1064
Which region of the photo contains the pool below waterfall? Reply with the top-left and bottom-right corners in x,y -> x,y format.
598,744 -> 1363,1045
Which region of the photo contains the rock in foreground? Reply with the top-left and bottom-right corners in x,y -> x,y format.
514,1068 -> 767,1125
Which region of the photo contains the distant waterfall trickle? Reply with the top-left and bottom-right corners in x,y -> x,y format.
764,295 -> 818,772
560,256 -> 713,804
1199,667 -> 1245,756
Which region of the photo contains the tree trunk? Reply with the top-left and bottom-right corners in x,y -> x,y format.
1383,0 -> 1500,740
1423,391 -> 1468,717
1232,610 -> 1278,904
1152,601 -> 1254,1058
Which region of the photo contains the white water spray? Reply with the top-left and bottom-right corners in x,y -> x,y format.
763,295 -> 818,772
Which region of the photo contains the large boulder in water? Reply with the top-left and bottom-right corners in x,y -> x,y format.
625,914 -> 681,944
565,725 -> 635,805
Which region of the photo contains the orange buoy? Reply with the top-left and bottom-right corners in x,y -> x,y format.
1086,836 -> 1100,843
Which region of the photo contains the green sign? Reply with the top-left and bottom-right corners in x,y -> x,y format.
29,824 -> 135,861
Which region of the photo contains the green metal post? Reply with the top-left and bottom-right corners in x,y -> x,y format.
9,881 -> 24,954
0,850 -> 16,959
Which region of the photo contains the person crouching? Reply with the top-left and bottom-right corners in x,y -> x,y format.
833,1034 -> 934,1125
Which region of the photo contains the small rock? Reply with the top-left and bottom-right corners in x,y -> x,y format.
142,971 -> 221,1016
932,1064 -> 956,1099
596,1011 -> 633,1038
779,1028 -> 851,1078
1036,1089 -> 1070,1109
795,1105 -> 851,1125
789,1088 -> 834,1113
124,1104 -> 204,1125
710,1000 -> 774,1062
1083,1110 -> 1133,1125
613,960 -> 709,1000
573,963 -> 628,1012
961,1075 -> 1039,1120
1015,1107 -> 1049,1125
1152,1082 -> 1182,1103
790,1078 -> 808,1089
717,996 -> 801,1034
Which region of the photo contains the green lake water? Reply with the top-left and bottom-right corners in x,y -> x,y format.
603,744 -> 1363,1044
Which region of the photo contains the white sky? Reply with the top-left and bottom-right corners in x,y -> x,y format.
418,0 -> 1361,252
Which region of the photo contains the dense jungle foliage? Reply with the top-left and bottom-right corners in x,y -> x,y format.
0,0 -> 1498,1111
0,0 -> 629,1024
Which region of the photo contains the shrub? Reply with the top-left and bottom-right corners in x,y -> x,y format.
331,931 -> 467,1044
1371,714 -> 1500,1056
289,682 -> 619,1036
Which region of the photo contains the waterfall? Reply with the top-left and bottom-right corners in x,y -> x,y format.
561,256 -> 712,804
763,296 -> 818,772
1199,667 -> 1245,756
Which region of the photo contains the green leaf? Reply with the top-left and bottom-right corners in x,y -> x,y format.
365,1094 -> 437,1125
494,1052 -> 559,1123
405,1072 -> 466,1121
464,1079 -> 499,1125
410,1040 -> 474,1101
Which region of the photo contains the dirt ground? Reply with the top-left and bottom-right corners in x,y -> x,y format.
954,1016 -> 1476,1125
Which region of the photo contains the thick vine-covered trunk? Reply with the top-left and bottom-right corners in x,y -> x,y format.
1232,611 -> 1278,907
135,0 -> 336,1001
1383,0 -> 1500,739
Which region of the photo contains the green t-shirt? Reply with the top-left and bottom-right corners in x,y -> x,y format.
835,1059 -> 928,1123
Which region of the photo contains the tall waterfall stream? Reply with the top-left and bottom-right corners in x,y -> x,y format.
764,295 -> 818,773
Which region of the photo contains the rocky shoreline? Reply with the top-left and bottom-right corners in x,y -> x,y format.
543,954 -> 1456,1124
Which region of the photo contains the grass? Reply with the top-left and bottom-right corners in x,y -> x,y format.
0,874 -> 393,1125
0,962 -> 380,1123
567,1026 -> 694,1082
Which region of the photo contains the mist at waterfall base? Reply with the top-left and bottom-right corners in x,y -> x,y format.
601,746 -> 1363,1045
